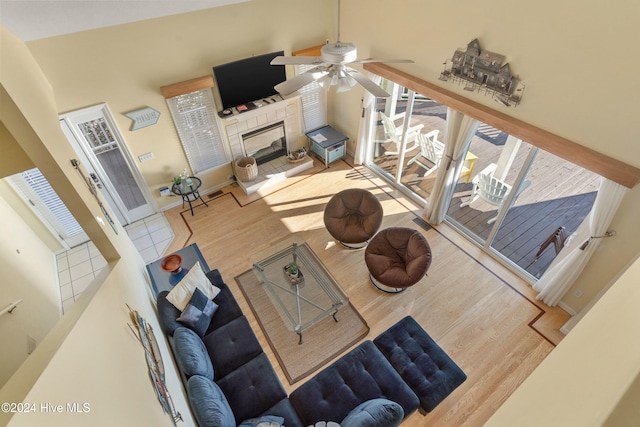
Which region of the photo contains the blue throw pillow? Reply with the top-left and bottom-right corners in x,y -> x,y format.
341,399 -> 404,427
177,286 -> 218,337
238,415 -> 284,427
172,327 -> 214,380
187,375 -> 235,427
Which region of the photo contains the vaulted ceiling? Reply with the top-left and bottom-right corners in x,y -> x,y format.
0,0 -> 253,41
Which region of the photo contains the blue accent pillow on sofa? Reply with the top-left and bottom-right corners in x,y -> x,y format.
177,287 -> 218,337
341,399 -> 404,427
187,375 -> 236,427
172,327 -> 214,380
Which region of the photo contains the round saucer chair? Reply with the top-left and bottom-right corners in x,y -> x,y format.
365,227 -> 432,293
323,188 -> 383,249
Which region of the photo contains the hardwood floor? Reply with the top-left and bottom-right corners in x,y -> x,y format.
162,156 -> 570,427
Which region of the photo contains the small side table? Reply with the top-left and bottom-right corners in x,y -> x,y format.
306,125 -> 348,169
146,243 -> 209,295
171,176 -> 208,216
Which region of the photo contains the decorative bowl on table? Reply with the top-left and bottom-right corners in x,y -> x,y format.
160,254 -> 183,274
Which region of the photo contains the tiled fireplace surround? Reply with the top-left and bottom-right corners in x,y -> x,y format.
220,95 -> 313,194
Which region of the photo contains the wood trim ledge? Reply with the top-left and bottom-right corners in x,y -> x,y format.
161,76 -> 214,99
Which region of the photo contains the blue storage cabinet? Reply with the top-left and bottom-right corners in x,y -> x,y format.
306,125 -> 348,168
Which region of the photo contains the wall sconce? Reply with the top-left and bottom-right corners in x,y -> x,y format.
439,38 -> 525,107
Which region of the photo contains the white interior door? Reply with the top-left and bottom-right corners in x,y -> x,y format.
7,168 -> 89,249
60,104 -> 156,225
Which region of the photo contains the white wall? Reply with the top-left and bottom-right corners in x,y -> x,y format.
0,192 -> 60,388
4,258 -> 194,427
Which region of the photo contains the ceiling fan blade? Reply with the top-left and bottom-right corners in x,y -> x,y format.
270,56 -> 321,65
353,59 -> 414,64
345,69 -> 390,97
274,67 -> 326,95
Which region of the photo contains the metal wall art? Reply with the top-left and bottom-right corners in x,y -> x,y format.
128,305 -> 182,425
439,38 -> 525,107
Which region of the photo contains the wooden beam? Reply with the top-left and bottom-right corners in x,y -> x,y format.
293,44 -> 323,57
364,62 -> 640,188
160,75 -> 214,99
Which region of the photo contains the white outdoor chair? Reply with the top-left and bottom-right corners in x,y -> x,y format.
376,112 -> 423,155
460,163 -> 531,224
406,130 -> 445,176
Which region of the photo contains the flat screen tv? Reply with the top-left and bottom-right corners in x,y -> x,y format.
213,51 -> 286,110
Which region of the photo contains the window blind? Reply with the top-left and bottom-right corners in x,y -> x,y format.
166,88 -> 229,174
293,45 -> 327,132
11,168 -> 85,242
295,64 -> 327,132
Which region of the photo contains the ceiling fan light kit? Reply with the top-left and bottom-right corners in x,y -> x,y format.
321,42 -> 358,64
270,0 -> 412,98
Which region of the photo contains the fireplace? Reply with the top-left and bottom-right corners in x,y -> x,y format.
219,95 -> 313,195
242,121 -> 286,165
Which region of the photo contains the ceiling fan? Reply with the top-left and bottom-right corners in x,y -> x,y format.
270,0 -> 413,98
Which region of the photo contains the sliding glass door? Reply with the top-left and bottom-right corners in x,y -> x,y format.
445,123 -> 600,278
364,86 -> 600,279
368,81 -> 449,204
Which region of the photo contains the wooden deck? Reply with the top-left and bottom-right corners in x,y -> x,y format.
372,98 -> 600,278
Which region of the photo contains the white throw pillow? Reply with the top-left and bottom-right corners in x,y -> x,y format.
166,262 -> 220,311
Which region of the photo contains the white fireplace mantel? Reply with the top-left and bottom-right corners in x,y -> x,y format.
218,95 -> 304,161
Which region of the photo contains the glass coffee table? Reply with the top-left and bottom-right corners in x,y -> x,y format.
252,240 -> 347,344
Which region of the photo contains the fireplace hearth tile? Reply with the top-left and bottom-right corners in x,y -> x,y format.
237,156 -> 313,195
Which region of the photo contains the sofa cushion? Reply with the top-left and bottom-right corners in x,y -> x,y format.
177,287 -> 218,337
216,353 -> 288,424
341,399 -> 404,427
157,270 -> 242,337
262,399 -> 305,427
157,290 -> 182,336
205,270 -> 244,332
289,340 -> 419,426
238,415 -> 284,427
187,375 -> 235,427
373,316 -> 467,412
172,327 -> 214,380
167,261 -> 221,311
202,316 -> 263,380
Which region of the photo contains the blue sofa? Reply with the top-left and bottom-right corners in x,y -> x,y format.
157,268 -> 465,427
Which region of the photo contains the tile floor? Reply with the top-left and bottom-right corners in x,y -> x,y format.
56,212 -> 174,313
124,212 -> 175,264
56,241 -> 108,313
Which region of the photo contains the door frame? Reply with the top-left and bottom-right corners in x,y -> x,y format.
59,103 -> 156,225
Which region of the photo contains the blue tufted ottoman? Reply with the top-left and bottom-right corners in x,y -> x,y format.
288,340 -> 419,426
373,316 -> 466,413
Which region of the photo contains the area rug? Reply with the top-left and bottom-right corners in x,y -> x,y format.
235,269 -> 369,384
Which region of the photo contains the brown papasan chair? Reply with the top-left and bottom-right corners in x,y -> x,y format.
365,227 -> 432,293
323,188 -> 383,249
